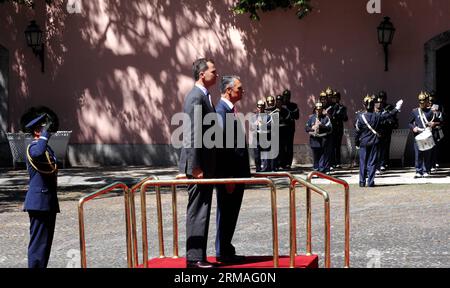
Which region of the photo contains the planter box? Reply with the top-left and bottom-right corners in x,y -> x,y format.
6,131 -> 72,169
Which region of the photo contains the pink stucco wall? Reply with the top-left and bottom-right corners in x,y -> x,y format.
1,0 -> 450,145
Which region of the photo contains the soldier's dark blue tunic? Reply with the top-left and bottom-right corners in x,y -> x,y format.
305,114 -> 333,173
328,103 -> 348,167
24,129 -> 59,268
376,104 -> 398,170
430,108 -> 445,169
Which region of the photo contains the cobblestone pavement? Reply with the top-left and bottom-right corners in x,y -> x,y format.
0,165 -> 449,268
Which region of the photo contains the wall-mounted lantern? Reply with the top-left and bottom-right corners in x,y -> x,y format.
24,20 -> 45,73
377,16 -> 396,72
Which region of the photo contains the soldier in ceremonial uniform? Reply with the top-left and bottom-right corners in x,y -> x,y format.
305,102 -> 333,173
428,92 -> 445,172
275,94 -> 290,170
329,90 -> 348,169
261,95 -> 277,171
23,114 -> 59,268
409,92 -> 440,178
319,90 -> 328,109
282,89 -> 299,169
374,91 -> 399,173
355,95 -> 403,187
253,100 -> 266,172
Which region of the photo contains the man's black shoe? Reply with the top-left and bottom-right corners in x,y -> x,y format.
216,255 -> 246,263
186,261 -> 215,268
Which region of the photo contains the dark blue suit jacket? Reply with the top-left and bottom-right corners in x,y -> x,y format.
24,132 -> 60,213
215,99 -> 250,178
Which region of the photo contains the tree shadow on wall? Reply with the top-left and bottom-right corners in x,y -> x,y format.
4,0 -> 450,166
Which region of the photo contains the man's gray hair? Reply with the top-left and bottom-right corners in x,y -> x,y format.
220,75 -> 240,94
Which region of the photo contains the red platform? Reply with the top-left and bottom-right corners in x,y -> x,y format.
138,255 -> 319,268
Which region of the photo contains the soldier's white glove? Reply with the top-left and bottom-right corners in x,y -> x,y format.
395,99 -> 404,111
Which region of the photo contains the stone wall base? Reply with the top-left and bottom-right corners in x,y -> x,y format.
1,143 -> 415,168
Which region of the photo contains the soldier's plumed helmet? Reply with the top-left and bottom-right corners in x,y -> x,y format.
364,94 -> 375,106
319,91 -> 327,98
266,95 -> 275,105
282,89 -> 291,97
418,91 -> 429,103
378,91 -> 387,101
276,95 -> 283,101
325,87 -> 334,96
315,102 -> 324,110
257,100 -> 265,108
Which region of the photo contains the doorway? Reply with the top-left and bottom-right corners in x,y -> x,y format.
436,44 -> 450,164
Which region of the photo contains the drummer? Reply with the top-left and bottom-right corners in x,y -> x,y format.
409,92 -> 440,178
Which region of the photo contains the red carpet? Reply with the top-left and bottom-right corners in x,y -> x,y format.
138,255 -> 319,268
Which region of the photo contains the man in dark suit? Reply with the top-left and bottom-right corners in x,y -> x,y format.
178,58 -> 218,268
23,114 -> 59,268
215,76 -> 250,264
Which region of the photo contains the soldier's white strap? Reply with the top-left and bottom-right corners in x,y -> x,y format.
361,114 -> 381,137
418,108 -> 435,129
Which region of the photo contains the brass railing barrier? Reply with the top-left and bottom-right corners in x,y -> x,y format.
253,172 -> 332,269
128,176 -> 160,268
78,182 -> 130,268
307,171 -> 350,268
139,178 -> 279,268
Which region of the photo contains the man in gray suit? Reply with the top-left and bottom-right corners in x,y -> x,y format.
179,58 -> 218,268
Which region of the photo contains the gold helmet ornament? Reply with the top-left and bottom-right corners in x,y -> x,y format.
325,87 -> 334,96
257,99 -> 265,107
315,102 -> 324,110
418,91 -> 428,103
266,95 -> 275,106
319,91 -> 327,98
364,94 -> 375,105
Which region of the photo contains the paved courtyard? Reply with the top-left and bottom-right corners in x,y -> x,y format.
0,165 -> 449,268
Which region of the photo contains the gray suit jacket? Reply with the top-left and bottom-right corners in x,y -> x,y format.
178,86 -> 217,178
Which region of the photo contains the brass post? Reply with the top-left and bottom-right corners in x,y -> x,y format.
306,186 -> 312,256
307,171 -> 350,268
140,183 -> 149,268
288,182 -> 296,268
78,201 -> 87,268
78,182 -> 128,268
156,186 -> 165,258
344,184 -> 350,268
124,188 -> 133,268
171,185 -> 179,258
129,189 -> 138,267
139,178 -> 279,267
